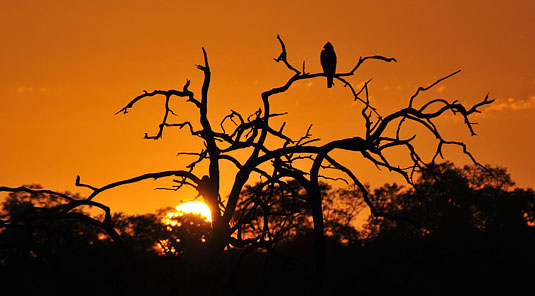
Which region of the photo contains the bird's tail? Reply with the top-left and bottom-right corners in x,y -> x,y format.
327,76 -> 333,88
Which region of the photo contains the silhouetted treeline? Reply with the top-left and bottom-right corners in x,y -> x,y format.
1,163 -> 534,294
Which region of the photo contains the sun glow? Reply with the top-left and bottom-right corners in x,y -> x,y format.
163,201 -> 212,225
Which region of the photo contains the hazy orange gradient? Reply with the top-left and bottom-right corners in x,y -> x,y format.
1,0 -> 534,215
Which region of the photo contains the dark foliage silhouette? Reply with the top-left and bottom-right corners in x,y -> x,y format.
364,162 -> 535,241
1,164 -> 534,294
352,163 -> 535,295
0,185 -> 141,294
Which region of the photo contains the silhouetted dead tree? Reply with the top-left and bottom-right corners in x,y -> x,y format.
113,35 -> 493,279
1,35 -> 494,289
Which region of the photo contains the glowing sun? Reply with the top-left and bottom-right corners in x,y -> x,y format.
166,201 -> 212,223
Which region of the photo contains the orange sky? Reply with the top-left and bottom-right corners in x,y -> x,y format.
1,0 -> 534,215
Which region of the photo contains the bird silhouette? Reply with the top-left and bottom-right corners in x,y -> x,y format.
320,42 -> 337,88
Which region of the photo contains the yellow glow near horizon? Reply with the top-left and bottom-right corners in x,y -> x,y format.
164,201 -> 212,224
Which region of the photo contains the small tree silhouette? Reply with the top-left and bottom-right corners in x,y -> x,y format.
363,162 -> 535,241
1,36 -> 494,288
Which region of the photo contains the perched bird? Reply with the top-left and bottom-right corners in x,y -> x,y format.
320,42 -> 337,88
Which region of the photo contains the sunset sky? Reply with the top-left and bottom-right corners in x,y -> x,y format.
1,0 -> 534,215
